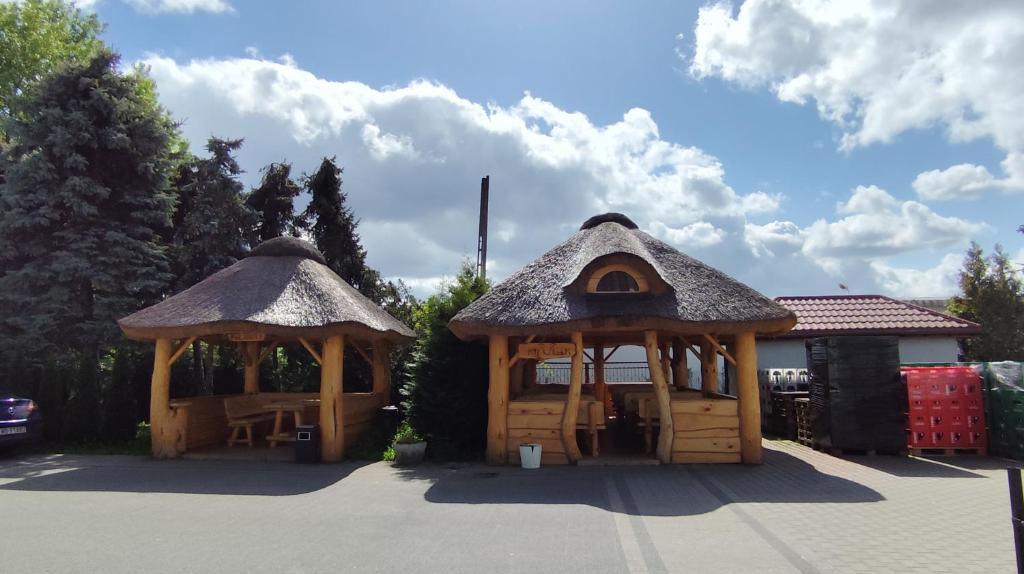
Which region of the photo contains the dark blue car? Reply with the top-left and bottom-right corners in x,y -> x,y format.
0,391 -> 43,448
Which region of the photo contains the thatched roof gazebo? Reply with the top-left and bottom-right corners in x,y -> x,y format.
450,213 -> 796,465
119,237 -> 414,461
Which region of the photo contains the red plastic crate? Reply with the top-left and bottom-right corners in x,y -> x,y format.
903,366 -> 987,450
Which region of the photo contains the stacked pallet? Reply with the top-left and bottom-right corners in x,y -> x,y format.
904,366 -> 986,455
806,336 -> 906,454
985,362 -> 1024,459
794,398 -> 811,446
770,391 -> 808,440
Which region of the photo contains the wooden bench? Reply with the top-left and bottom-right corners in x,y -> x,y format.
224,395 -> 277,447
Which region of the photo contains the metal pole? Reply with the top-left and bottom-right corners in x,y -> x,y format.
476,175 -> 489,279
1010,468 -> 1024,574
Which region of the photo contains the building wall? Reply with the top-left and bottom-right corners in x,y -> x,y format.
756,336 -> 961,368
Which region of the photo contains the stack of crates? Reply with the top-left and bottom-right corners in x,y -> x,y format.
770,391 -> 809,439
903,366 -> 987,453
984,362 -> 1024,459
794,398 -> 812,445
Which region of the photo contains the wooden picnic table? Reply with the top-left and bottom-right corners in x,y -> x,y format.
265,399 -> 320,447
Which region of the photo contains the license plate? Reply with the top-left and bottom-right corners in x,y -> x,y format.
0,426 -> 26,435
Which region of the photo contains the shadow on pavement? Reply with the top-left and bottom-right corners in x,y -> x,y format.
396,448 -> 885,517
0,454 -> 370,495
838,453 -> 995,478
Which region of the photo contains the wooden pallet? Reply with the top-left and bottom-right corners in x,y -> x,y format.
909,447 -> 985,457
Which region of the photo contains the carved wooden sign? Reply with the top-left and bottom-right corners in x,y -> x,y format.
227,332 -> 266,342
517,342 -> 576,361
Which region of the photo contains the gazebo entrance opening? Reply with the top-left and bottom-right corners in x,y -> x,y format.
494,330 -> 756,465
149,334 -> 394,461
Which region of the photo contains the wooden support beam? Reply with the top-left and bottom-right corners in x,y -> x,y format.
700,336 -> 718,395
734,331 -> 763,465
524,359 -> 537,389
507,334 -> 537,368
561,331 -> 584,463
371,340 -> 391,398
243,341 -> 260,394
678,336 -> 700,359
659,339 -> 671,382
351,342 -> 372,365
258,341 -> 279,364
644,331 -> 674,464
702,333 -> 737,366
594,344 -> 607,417
583,349 -> 594,362
604,345 -> 621,362
487,335 -> 510,465
298,337 -> 322,365
671,337 -> 688,390
167,336 -> 196,367
320,335 -> 345,462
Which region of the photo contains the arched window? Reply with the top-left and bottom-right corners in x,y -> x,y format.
585,264 -> 650,294
595,270 -> 640,293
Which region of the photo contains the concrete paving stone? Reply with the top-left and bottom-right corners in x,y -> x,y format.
0,441 -> 1016,573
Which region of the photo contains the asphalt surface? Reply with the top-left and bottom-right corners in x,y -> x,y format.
0,441 -> 1016,573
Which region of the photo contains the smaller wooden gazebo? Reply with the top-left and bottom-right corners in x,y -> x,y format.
118,237 -> 414,461
449,213 -> 796,465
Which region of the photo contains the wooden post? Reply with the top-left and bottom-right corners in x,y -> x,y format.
524,359 -> 537,389
150,338 -> 178,458
562,332 -> 584,463
509,355 -> 525,398
320,335 -> 345,462
734,331 -> 762,464
594,344 -> 607,416
700,336 -> 718,395
644,331 -> 674,464
487,335 -> 510,465
659,339 -> 671,382
371,339 -> 391,399
671,338 -> 688,390
243,341 -> 259,394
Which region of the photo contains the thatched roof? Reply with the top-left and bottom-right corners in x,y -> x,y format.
119,237 -> 414,342
449,213 -> 796,339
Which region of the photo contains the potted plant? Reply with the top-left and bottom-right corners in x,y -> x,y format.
392,421 -> 427,465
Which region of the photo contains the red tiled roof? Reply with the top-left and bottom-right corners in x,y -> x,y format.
768,294 -> 981,338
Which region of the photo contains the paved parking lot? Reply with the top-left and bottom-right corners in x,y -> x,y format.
0,440 -> 1016,573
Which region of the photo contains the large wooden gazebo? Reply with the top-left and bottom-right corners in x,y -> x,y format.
119,237 -> 414,462
449,213 -> 796,465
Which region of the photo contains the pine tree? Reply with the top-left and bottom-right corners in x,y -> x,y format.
0,50 -> 177,439
247,161 -> 301,242
948,242 -> 1024,361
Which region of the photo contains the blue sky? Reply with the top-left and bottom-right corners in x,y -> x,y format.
85,0 -> 1022,297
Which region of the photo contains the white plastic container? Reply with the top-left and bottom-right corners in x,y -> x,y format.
519,443 -> 542,469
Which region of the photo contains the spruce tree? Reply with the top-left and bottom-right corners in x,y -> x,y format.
299,157 -> 371,290
948,242 -> 1024,361
402,263 -> 490,459
247,161 -> 301,242
168,137 -> 254,291
0,50 -> 177,439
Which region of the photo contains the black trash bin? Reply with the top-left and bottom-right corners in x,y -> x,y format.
294,424 -> 320,463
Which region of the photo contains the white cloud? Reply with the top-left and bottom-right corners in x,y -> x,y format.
650,221 -> 726,248
870,253 -> 963,298
142,54 -> 983,298
123,0 -> 232,13
689,0 -> 1024,200
802,185 -> 983,273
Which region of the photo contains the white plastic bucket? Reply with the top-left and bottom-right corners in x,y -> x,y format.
519,443 -> 542,469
